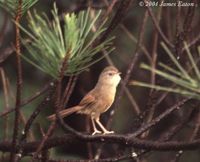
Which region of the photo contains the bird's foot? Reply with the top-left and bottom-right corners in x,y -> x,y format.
103,130 -> 114,134
92,130 -> 102,135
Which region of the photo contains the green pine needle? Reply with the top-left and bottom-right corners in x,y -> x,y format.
131,42 -> 200,100
0,0 -> 38,16
19,4 -> 114,78
131,81 -> 200,99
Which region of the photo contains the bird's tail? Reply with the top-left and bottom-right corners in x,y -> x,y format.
47,106 -> 83,121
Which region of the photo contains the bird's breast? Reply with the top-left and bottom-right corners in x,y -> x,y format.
79,85 -> 117,117
97,86 -> 116,113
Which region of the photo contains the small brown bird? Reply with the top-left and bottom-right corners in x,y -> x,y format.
47,66 -> 121,135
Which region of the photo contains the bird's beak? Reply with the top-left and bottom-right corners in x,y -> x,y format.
117,72 -> 121,75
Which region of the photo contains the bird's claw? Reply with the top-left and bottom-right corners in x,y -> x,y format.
103,130 -> 114,134
92,130 -> 102,135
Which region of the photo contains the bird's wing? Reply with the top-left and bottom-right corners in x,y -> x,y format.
79,91 -> 96,107
47,91 -> 96,121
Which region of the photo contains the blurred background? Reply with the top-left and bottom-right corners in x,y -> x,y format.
0,0 -> 200,161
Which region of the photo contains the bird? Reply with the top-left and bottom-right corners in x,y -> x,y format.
47,66 -> 121,135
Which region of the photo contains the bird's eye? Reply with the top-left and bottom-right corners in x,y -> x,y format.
108,73 -> 113,76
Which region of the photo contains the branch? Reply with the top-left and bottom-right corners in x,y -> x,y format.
1,134 -> 200,154
0,81 -> 51,117
32,49 -> 70,160
143,0 -> 174,48
47,153 -> 135,162
114,8 -> 149,118
129,98 -> 189,137
10,0 -> 23,161
99,0 -> 134,43
18,84 -> 55,154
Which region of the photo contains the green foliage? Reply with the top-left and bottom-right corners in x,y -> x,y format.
0,0 -> 38,16
131,42 -> 200,100
19,4 -> 114,78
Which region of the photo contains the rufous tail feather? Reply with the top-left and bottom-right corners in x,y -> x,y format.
47,106 -> 83,121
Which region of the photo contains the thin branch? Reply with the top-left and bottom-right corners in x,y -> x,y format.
47,153 -> 135,162
18,87 -> 55,157
32,49 -> 70,161
143,0 -> 174,48
113,8 -> 149,120
142,3 -> 163,138
129,98 -> 190,137
119,24 -> 151,62
175,0 -> 196,57
32,122 -> 57,161
0,45 -> 15,64
0,12 -> 8,44
103,0 -> 118,18
182,32 -> 200,52
63,76 -> 78,106
138,105 -> 197,161
0,82 -> 51,117
60,76 -> 73,106
61,75 -> 78,107
159,105 -> 196,141
170,106 -> 200,162
10,0 -> 23,161
0,68 -> 10,161
163,7 -> 173,43
99,0 -> 134,43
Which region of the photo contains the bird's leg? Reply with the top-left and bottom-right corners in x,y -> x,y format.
95,118 -> 114,134
91,117 -> 101,135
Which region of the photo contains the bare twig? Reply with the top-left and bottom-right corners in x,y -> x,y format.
170,106 -> 200,162
163,7 -> 173,43
137,105 -> 196,161
113,9 -> 149,120
32,122 -> 57,161
0,68 -> 10,161
62,75 -> 78,107
119,24 -> 151,62
0,82 -> 51,117
32,49 -> 70,161
175,0 -> 196,57
100,0 -> 134,43
60,76 -> 73,106
141,4 -> 163,138
0,12 -> 8,44
18,85 -> 55,157
103,0 -> 118,18
130,98 -> 190,137
10,0 -> 23,161
143,0 -> 174,48
47,153 -> 135,162
182,32 -> 200,52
